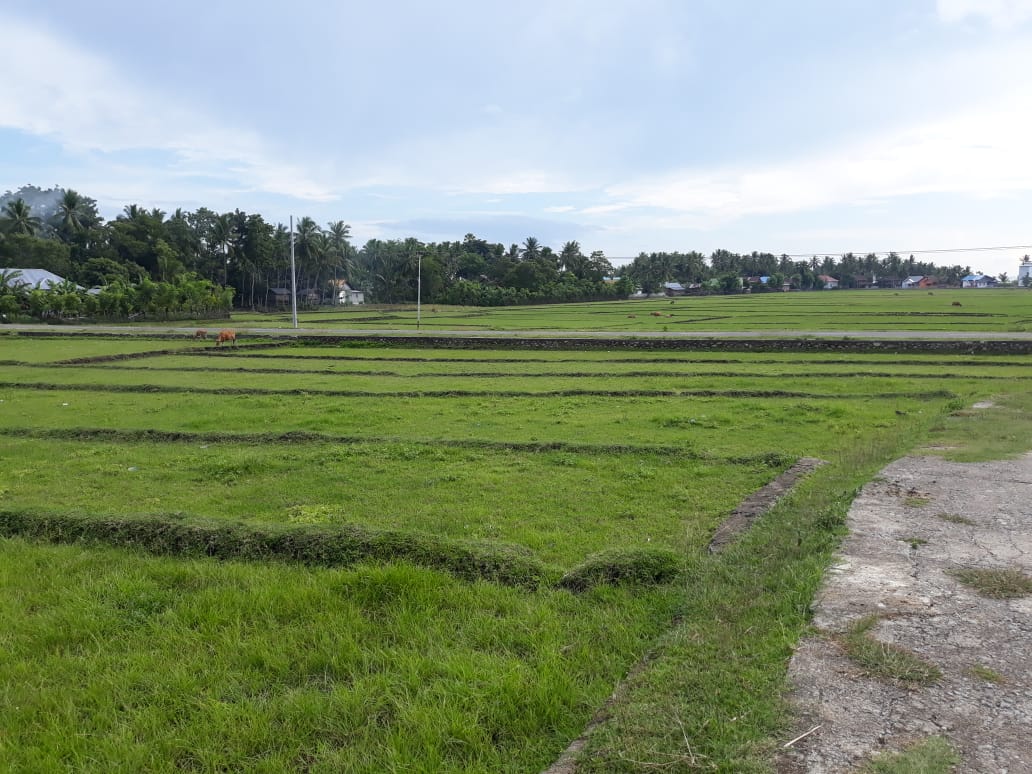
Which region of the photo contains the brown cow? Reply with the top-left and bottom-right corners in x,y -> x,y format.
194,329 -> 208,340
215,329 -> 236,347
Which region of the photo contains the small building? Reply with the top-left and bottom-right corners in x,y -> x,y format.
329,279 -> 365,305
817,275 -> 839,289
662,282 -> 686,296
961,274 -> 998,289
269,288 -> 292,306
902,275 -> 927,289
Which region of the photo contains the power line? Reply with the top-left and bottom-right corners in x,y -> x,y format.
780,244 -> 1032,259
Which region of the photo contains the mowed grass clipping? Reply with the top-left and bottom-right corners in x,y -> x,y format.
0,537 -> 680,773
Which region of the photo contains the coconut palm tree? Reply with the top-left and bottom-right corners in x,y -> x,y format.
210,213 -> 236,286
521,236 -> 541,262
53,189 -> 88,238
0,199 -> 42,235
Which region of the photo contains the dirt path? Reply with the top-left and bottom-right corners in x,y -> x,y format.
781,452 -> 1032,772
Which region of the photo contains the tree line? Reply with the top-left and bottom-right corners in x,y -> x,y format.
0,185 -> 998,321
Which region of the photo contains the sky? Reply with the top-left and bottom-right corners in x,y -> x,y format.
1,0 -> 1031,277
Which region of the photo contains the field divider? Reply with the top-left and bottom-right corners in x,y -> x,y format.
177,352 -> 1032,367
707,457 -> 826,553
13,362 -> 1025,380
0,427 -> 792,466
0,507 -> 557,588
51,340 -> 288,365
0,381 -> 958,400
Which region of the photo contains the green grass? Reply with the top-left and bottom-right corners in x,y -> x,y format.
0,334 -> 205,362
840,615 -> 942,685
0,334 -> 1026,770
968,664 -> 1005,684
222,289 -> 1032,333
0,538 -> 679,772
947,567 -> 1032,599
0,438 -> 774,567
923,391 -> 1032,461
862,736 -> 960,773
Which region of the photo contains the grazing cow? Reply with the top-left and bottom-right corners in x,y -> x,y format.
215,329 -> 236,347
194,329 -> 208,340
650,311 -> 663,317
952,301 -> 962,307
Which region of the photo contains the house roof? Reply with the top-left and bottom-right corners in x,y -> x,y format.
662,282 -> 685,291
0,268 -> 72,290
817,275 -> 838,282
904,275 -> 924,283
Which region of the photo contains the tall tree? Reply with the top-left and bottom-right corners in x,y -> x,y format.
0,199 -> 43,236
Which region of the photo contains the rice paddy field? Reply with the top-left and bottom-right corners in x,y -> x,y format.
0,326 -> 1029,772
222,287 -> 1032,333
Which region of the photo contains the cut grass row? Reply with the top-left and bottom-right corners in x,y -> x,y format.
0,389 -> 942,458
0,438 -> 776,567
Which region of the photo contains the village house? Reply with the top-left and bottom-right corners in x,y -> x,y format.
961,274 -> 998,289
817,275 -> 839,289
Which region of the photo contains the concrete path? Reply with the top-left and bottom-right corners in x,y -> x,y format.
782,453 -> 1032,772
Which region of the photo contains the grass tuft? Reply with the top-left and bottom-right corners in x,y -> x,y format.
862,736 -> 960,773
936,513 -> 975,526
968,664 -> 1005,684
947,567 -> 1032,599
841,616 -> 941,685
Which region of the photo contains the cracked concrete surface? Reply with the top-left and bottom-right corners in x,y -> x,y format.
781,453 -> 1032,773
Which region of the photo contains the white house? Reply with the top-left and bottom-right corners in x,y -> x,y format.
332,280 -> 365,305
817,274 -> 839,289
961,274 -> 997,288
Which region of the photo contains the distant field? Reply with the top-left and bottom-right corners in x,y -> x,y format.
0,333 -> 1023,770
223,287 -> 1032,333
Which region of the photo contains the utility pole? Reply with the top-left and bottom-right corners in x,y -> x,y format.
290,215 -> 298,329
417,251 -> 422,330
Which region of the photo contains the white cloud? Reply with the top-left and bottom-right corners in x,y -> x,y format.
603,89 -> 1032,226
0,16 -> 335,202
937,0 -> 1032,28
543,206 -> 576,213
